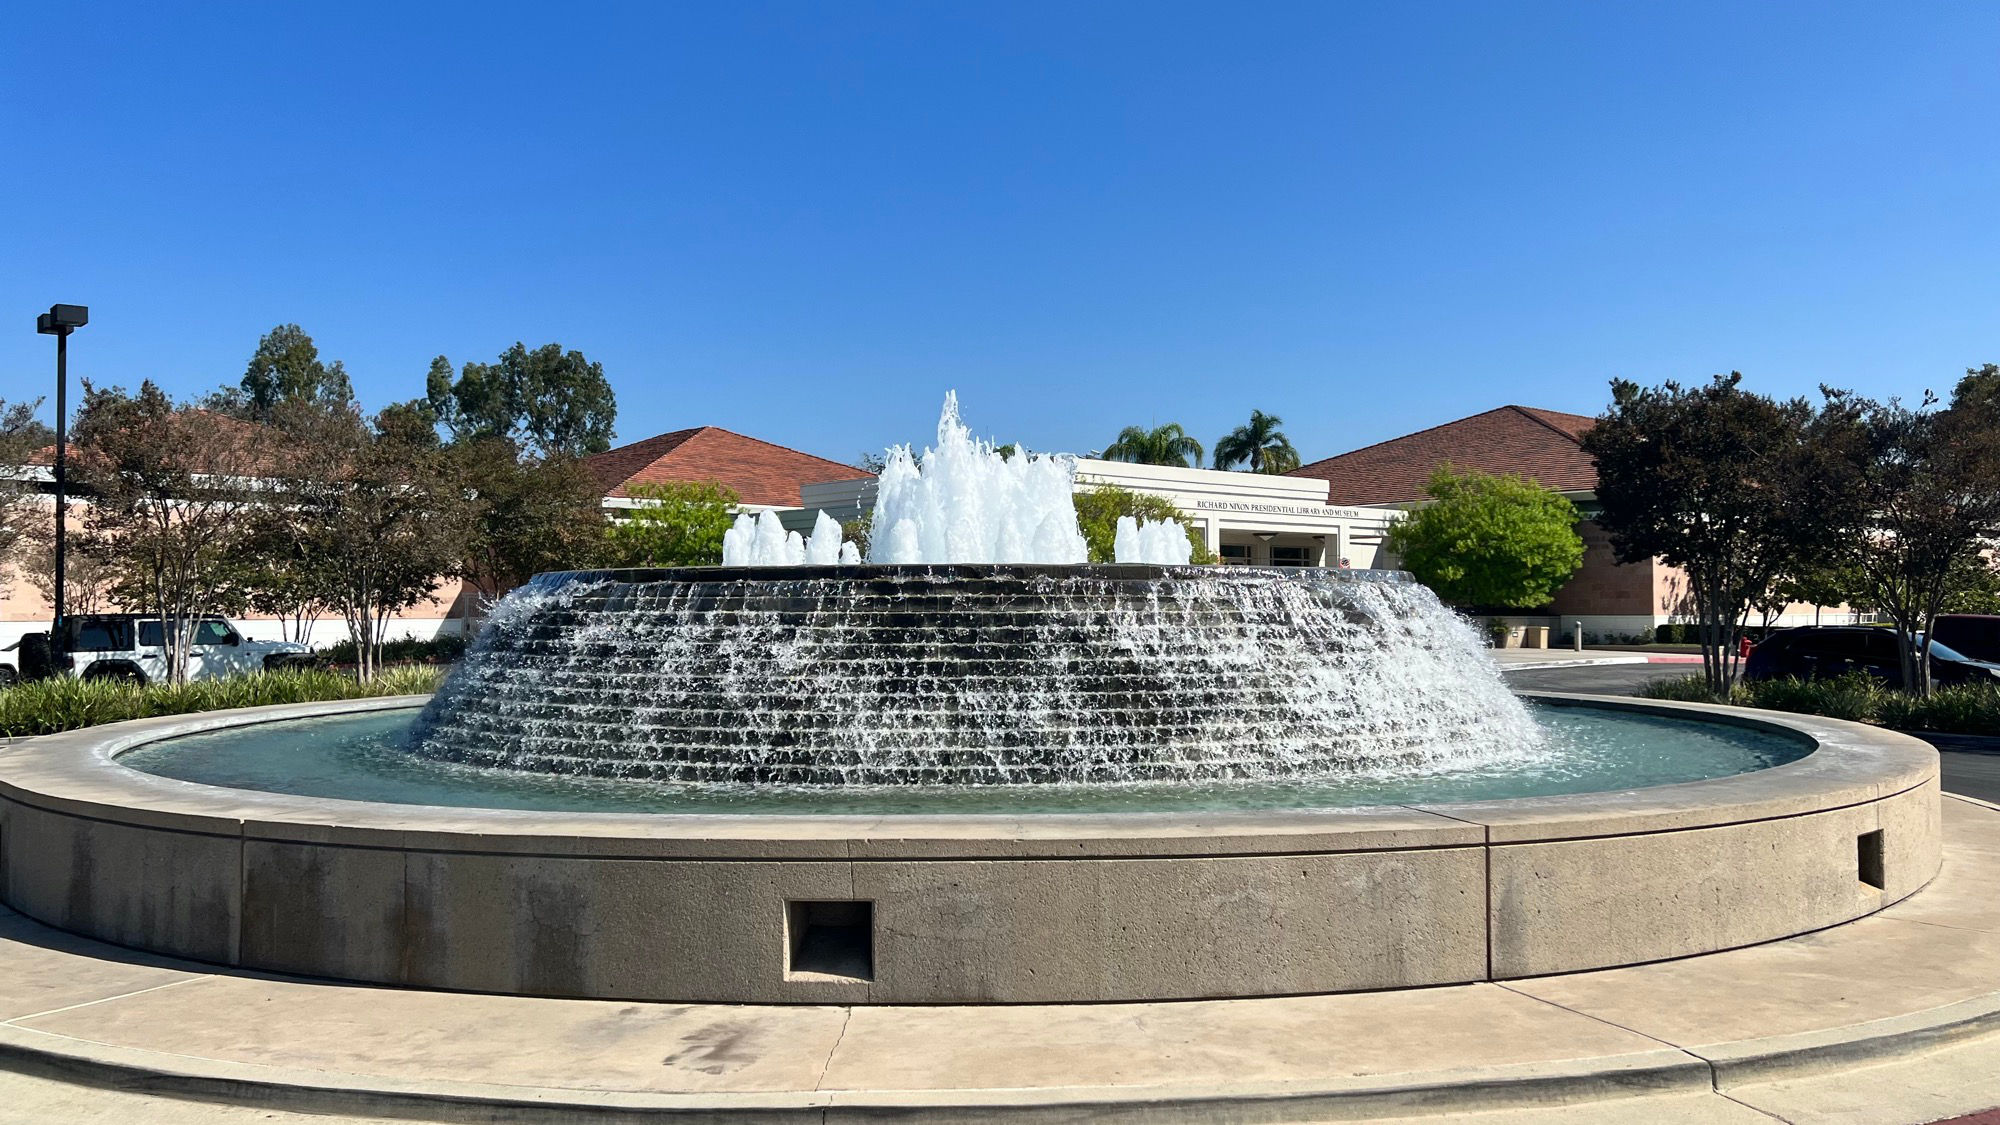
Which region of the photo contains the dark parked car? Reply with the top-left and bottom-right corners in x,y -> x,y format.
1745,626 -> 2000,688
1933,615 -> 2000,664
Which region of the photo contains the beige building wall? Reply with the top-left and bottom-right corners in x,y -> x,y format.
799,461 -> 1407,569
1,502 -> 467,652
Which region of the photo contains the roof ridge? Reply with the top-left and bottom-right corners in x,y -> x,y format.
1289,405 -> 1523,474
681,425 -> 872,474
1505,405 -> 1591,446
589,425 -> 709,461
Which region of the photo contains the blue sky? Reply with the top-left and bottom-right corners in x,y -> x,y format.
4,2 -> 1998,467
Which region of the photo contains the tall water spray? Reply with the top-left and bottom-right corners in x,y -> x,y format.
718,392 -> 1192,567
869,391 -> 1090,565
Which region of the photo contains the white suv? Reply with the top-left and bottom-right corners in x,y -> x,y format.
5,614 -> 313,685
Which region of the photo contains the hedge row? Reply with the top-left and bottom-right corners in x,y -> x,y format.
0,666 -> 446,739
1640,673 -> 2000,734
311,634 -> 470,666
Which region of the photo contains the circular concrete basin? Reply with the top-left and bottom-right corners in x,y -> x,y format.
0,693 -> 1940,1005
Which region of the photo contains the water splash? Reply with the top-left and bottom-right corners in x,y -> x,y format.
413,566 -> 1546,786
723,510 -> 857,566
870,392 -> 1089,565
1114,515 -> 1195,565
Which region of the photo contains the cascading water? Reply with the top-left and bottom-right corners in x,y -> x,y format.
412,565 -> 1540,784
412,393 -> 1547,787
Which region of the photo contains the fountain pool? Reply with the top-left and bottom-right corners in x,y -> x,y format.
119,700 -> 1811,814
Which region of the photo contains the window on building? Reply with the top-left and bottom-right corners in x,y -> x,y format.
1270,545 -> 1313,568
1219,543 -> 1252,566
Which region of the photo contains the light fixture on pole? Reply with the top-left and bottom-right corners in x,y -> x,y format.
35,303 -> 88,652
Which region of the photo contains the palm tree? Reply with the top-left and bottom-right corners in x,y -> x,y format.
1101,423 -> 1204,468
1213,410 -> 1300,474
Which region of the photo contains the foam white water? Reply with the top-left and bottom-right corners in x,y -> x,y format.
1113,515 -> 1195,565
869,391 -> 1089,565
722,509 -> 860,566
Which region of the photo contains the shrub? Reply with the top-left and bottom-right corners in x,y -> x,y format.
603,480 -> 740,566
0,666 -> 446,738
1878,684 -> 2000,734
1740,673 -> 1884,723
1638,674 -> 1728,704
1640,671 -> 1998,731
1386,467 -> 1584,607
315,633 -> 468,667
1071,486 -> 1215,564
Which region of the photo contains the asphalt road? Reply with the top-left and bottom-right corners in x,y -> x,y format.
1503,662 -> 2000,804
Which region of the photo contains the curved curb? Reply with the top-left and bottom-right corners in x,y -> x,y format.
0,991 -> 1994,1123
0,1020 -> 1712,1123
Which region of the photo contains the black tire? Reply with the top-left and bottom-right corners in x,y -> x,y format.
80,662 -> 147,686
0,665 -> 17,687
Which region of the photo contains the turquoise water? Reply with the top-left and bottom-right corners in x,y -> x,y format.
114,703 -> 1812,814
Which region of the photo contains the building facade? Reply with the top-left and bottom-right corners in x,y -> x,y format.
1289,404 -> 1854,639
797,459 -> 1404,568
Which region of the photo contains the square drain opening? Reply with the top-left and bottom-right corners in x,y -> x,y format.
787,900 -> 873,981
1858,829 -> 1886,890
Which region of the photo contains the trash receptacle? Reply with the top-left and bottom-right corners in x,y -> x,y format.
1522,625 -> 1549,649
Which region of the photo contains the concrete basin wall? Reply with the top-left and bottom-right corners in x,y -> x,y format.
0,694 -> 1940,1005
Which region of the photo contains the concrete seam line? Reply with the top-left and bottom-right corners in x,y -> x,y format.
1713,1089 -> 1796,1123
1,975 -> 208,1027
1879,915 -> 2000,937
1491,981 -> 1696,1056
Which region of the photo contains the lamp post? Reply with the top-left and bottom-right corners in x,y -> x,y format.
35,304 -> 88,648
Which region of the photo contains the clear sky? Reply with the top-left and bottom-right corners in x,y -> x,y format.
4,2 -> 1998,468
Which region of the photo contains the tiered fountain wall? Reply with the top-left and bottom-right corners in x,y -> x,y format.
411,564 -> 1541,786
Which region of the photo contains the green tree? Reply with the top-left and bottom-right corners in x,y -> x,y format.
1213,410 -> 1299,474
1071,486 -> 1215,564
1942,552 -> 2000,615
453,436 -> 607,595
1102,423 -> 1203,468
1583,373 -> 1863,693
604,481 -> 740,566
1772,558 -> 1873,624
1830,368 -> 2000,695
427,342 -> 617,458
1385,467 -> 1584,608
840,512 -> 873,558
238,325 -> 354,419
0,398 -> 52,574
278,404 -> 475,681
71,381 -> 274,683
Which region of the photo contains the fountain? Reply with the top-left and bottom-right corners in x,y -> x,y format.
0,393 -> 1941,1008
410,393 -> 1543,787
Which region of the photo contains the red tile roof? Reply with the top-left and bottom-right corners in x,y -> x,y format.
586,426 -> 872,507
1289,405 -> 1601,505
